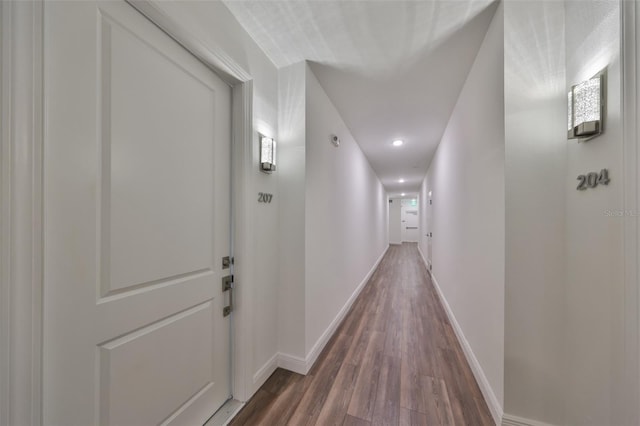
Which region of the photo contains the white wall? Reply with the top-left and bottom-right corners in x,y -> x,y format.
389,198 -> 402,244
304,64 -> 389,355
278,62 -> 306,359
503,2 -> 567,424
418,3 -> 504,418
565,2 -> 624,424
147,1 -> 280,397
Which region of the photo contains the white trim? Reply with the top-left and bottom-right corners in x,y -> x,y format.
203,399 -> 245,426
252,352 -> 278,388
621,1 -> 640,424
230,81 -> 255,402
417,244 -> 428,273
416,249 -> 503,425
276,352 -> 307,375
0,1 -> 44,425
302,246 -> 389,373
431,273 -> 503,424
125,0 -> 256,404
277,246 -> 389,375
501,413 -> 556,426
125,0 -> 250,85
1,4 -> 9,424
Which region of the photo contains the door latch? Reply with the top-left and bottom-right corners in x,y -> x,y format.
222,275 -> 233,317
222,256 -> 233,269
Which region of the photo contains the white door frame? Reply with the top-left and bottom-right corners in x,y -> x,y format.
0,1 -> 256,424
622,1 -> 640,424
1,1 -> 45,425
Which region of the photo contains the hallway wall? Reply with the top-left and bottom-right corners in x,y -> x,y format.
276,63 -> 388,371
305,64 -> 389,357
564,1 -> 624,424
418,3 -> 505,420
504,2 -> 567,424
278,62 -> 307,360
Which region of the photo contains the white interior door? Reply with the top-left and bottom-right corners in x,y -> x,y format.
43,1 -> 232,424
401,202 -> 419,242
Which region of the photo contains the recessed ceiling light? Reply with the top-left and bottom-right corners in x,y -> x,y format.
392,139 -> 404,147
398,178 -> 405,183
401,193 -> 406,196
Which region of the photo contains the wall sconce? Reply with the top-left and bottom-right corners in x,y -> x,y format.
568,71 -> 605,140
260,134 -> 276,173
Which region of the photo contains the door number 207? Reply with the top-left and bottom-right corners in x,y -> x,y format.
577,169 -> 610,190
258,192 -> 273,203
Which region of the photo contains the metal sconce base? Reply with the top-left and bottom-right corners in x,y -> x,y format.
261,162 -> 276,173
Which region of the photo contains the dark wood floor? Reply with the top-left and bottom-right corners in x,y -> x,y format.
230,243 -> 494,426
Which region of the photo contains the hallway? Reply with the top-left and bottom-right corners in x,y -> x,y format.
230,243 -> 493,425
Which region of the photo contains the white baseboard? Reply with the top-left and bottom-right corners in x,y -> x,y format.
417,244 -> 431,272
419,252 -> 503,425
276,352 -> 307,375
502,414 -> 557,426
252,352 -> 279,389
277,246 -> 389,375
301,246 -> 389,373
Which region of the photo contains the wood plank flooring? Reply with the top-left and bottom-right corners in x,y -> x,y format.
230,243 -> 494,426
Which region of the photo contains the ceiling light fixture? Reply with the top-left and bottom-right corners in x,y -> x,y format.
398,178 -> 405,183
401,193 -> 406,197
392,139 -> 404,147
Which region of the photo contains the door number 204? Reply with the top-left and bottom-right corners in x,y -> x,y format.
577,169 -> 610,190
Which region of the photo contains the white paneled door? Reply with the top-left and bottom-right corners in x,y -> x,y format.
401,204 -> 419,242
43,1 -> 232,425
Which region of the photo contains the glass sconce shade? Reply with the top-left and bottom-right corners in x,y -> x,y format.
567,91 -> 573,132
568,73 -> 604,140
260,135 -> 276,172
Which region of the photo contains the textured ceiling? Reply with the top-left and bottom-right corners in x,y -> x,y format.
224,0 -> 498,196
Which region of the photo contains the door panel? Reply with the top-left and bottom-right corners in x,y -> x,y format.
99,302 -> 214,426
401,203 -> 419,242
105,12 -> 215,292
43,2 -> 231,425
